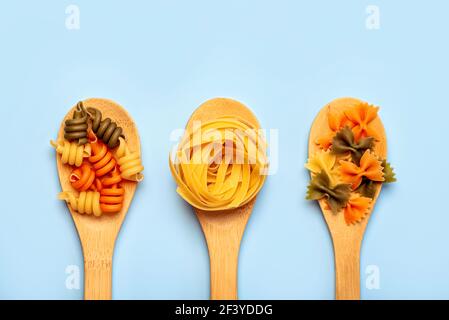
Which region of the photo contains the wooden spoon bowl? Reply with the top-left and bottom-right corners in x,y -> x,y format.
55,98 -> 141,300
185,98 -> 262,300
308,97 -> 387,300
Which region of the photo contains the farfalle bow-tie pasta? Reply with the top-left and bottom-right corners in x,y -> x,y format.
52,101 -> 144,217
306,99 -> 396,225
169,116 -> 269,211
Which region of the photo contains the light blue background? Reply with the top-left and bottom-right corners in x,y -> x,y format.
0,0 -> 448,300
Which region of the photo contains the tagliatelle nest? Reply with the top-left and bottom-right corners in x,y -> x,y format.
169,117 -> 269,211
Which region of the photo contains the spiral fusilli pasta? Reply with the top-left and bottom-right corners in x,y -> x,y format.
169,116 -> 268,211
88,131 -> 117,177
70,162 -> 96,192
59,191 -> 102,217
99,166 -> 124,213
64,102 -> 89,145
115,137 -> 144,182
55,100 -> 144,218
50,140 -> 91,167
87,107 -> 123,149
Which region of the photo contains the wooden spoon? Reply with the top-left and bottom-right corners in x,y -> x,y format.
55,98 -> 141,300
184,98 -> 263,300
308,97 -> 387,300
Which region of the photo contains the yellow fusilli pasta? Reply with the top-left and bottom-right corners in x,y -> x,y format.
115,137 -> 144,182
51,140 -> 91,167
58,191 -> 102,217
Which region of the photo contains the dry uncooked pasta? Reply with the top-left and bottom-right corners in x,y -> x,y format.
54,101 -> 143,217
343,195 -> 372,225
64,102 -> 89,145
315,106 -> 351,150
59,191 -> 102,217
88,131 -> 117,177
339,150 -> 384,190
99,166 -> 124,213
61,165 -> 124,216
70,162 -> 96,192
306,99 -> 396,226
344,102 -> 380,142
305,150 -> 340,186
87,107 -> 123,149
116,137 -> 144,182
169,116 -> 269,211
51,140 -> 91,167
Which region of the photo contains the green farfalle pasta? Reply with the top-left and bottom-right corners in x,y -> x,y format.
382,160 -> 396,183
355,161 -> 396,198
306,171 -> 352,214
331,127 -> 374,164
355,178 -> 379,198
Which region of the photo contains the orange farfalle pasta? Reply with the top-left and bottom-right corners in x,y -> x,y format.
316,106 -> 351,150
307,99 -> 397,226
343,194 -> 372,225
70,162 -> 96,192
339,150 -> 384,189
88,131 -> 117,177
344,102 -> 380,142
99,165 -> 124,214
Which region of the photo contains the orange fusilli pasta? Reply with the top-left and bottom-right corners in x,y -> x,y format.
88,131 -> 117,177
70,162 -> 96,192
99,165 -> 125,214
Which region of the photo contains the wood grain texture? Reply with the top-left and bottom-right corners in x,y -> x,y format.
55,98 -> 141,300
308,97 -> 387,300
186,98 -> 261,300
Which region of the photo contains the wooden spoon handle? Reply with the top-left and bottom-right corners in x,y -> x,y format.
206,230 -> 240,300
84,256 -> 113,300
81,234 -> 115,300
197,208 -> 251,300
333,240 -> 361,300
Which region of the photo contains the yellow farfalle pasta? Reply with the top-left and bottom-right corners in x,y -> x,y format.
115,137 -> 144,182
58,191 -> 102,217
51,140 -> 91,167
169,116 -> 268,211
305,150 -> 340,186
